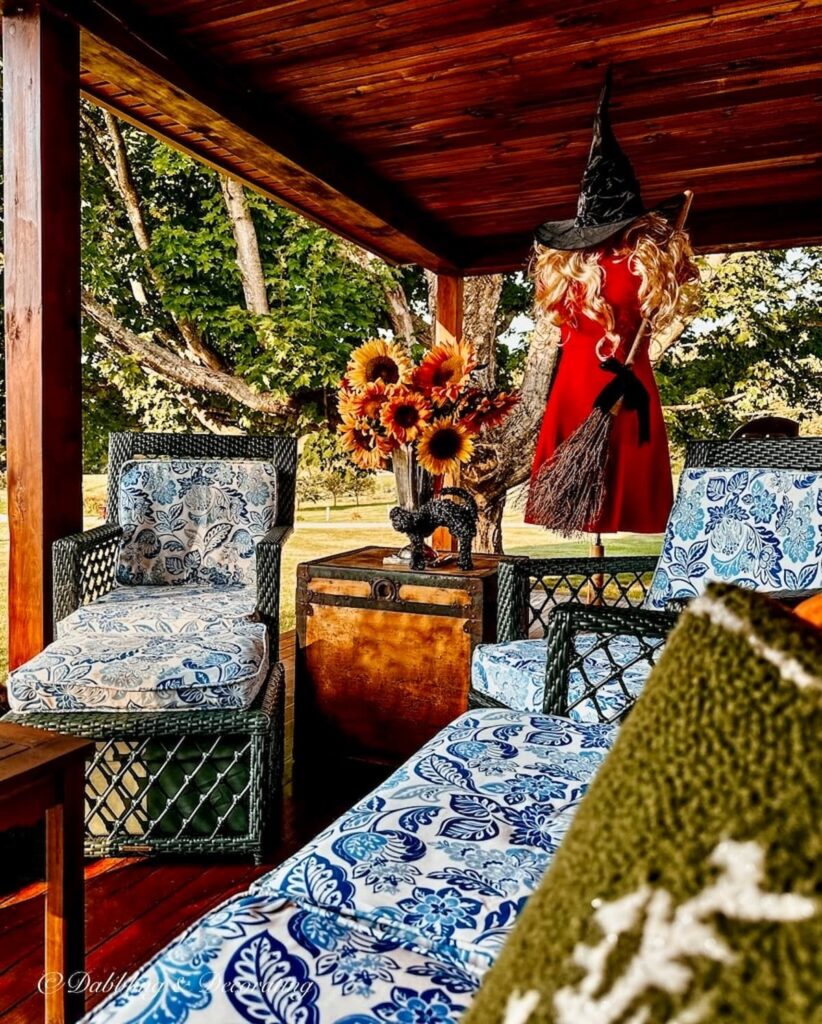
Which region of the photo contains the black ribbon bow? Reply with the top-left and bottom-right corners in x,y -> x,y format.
593,356 -> 651,444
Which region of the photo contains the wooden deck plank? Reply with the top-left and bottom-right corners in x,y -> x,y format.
0,631 -> 389,1020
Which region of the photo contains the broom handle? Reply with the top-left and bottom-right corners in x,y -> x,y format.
624,189 -> 694,370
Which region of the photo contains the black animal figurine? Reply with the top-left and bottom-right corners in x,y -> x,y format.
390,487 -> 478,570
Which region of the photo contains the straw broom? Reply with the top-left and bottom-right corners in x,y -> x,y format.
526,190 -> 694,536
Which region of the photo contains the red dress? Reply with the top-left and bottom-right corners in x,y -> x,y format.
526,252 -> 673,533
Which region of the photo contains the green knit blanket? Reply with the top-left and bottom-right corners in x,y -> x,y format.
464,584 -> 821,1024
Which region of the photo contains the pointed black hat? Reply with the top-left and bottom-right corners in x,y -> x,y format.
535,69 -> 682,250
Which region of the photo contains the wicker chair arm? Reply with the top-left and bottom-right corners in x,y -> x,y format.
499,555 -> 660,641
255,524 -> 294,659
52,523 -> 124,627
543,602 -> 678,718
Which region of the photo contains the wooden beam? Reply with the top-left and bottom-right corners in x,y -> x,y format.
4,2 -> 83,668
432,274 -> 464,553
39,0 -> 463,272
433,274 -> 465,346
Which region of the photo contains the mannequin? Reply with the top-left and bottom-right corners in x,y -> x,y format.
525,214 -> 697,532
524,69 -> 698,534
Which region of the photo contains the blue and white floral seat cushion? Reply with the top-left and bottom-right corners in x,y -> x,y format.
254,708 -> 617,977
644,466 -> 820,609
81,893 -> 480,1024
117,458 -> 278,587
80,708 -> 615,1024
471,634 -> 663,720
56,583 -> 257,639
6,623 -> 269,712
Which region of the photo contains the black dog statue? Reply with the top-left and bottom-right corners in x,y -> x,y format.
390,487 -> 478,570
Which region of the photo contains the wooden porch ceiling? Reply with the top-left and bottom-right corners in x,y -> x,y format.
36,1 -> 822,270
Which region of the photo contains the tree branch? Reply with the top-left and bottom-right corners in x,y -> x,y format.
98,111 -> 226,374
340,242 -> 421,351
664,393 -> 746,412
83,290 -> 297,419
179,394 -> 245,435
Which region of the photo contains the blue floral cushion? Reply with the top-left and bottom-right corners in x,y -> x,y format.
7,624 -> 268,712
117,458 -> 278,587
57,583 -> 257,638
254,708 -> 617,977
79,894 -> 479,1024
471,636 -> 662,721
472,639 -> 547,714
645,467 -> 821,610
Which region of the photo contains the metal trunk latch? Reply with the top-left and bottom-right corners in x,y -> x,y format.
371,578 -> 399,602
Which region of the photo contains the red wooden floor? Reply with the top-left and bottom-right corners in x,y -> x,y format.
0,631 -> 386,1023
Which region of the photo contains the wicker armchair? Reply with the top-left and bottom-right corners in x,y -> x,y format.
471,437 -> 822,722
53,431 -> 297,659
4,432 -> 297,862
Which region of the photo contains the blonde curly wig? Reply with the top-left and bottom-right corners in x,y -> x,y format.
532,213 -> 699,358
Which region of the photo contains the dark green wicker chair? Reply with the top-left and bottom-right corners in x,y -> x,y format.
471,437 -> 822,722
53,431 -> 297,660
4,432 -> 297,863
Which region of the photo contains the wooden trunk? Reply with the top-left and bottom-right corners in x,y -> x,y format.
296,546 -> 500,766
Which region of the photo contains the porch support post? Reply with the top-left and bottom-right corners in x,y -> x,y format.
4,3 -> 83,668
432,274 -> 464,553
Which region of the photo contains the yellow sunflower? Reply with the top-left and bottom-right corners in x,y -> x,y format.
338,423 -> 390,471
416,417 -> 474,476
380,389 -> 432,443
415,339 -> 476,397
347,338 -> 413,390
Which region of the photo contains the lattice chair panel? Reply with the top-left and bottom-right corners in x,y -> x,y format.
544,605 -> 678,723
84,732 -> 259,852
498,557 -> 659,642
4,663 -> 284,862
53,523 -> 123,627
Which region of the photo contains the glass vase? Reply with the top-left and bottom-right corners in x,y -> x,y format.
388,444 -> 437,565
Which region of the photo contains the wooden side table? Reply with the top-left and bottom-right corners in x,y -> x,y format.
296,546 -> 502,766
0,721 -> 92,1024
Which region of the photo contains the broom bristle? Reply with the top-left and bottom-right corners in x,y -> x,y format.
525,408 -> 613,535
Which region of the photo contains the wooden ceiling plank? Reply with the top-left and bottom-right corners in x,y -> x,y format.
238,1 -> 818,89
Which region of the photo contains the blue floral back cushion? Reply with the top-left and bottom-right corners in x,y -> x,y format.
117,458 -> 278,586
645,467 -> 820,610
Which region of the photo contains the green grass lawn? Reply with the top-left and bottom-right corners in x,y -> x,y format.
0,480 -> 662,678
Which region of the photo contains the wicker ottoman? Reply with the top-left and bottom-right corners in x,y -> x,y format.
3,662 -> 284,864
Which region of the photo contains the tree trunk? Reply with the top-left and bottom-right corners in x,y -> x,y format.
462,307 -> 560,552
474,490 -> 506,554
220,177 -> 270,315
464,275 -> 503,388
98,111 -> 225,373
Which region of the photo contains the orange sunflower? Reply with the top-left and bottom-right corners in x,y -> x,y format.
350,379 -> 393,422
416,417 -> 474,476
347,338 -> 413,390
339,422 -> 391,470
462,391 -> 519,433
415,339 -> 476,401
380,389 -> 432,443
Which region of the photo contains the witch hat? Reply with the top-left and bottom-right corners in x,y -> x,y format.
535,68 -> 682,250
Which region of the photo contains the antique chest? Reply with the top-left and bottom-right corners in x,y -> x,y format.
296,546 -> 501,766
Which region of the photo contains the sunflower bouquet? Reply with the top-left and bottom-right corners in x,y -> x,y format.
339,337 -> 518,479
